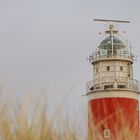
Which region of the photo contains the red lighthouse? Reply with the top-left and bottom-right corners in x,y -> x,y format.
86,19 -> 140,139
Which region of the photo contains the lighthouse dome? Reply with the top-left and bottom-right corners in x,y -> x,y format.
99,35 -> 125,49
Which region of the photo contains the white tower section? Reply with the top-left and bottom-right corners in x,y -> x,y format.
87,23 -> 139,93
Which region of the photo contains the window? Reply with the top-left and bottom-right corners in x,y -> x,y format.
120,66 -> 123,71
118,85 -> 125,88
104,85 -> 113,89
96,68 -> 98,73
104,129 -> 110,138
107,66 -> 110,71
95,86 -> 100,89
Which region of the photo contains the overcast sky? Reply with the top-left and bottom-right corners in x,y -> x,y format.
0,0 -> 140,126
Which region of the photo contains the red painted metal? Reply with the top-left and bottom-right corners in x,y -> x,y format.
88,97 -> 139,139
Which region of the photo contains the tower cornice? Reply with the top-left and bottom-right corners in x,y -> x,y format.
90,57 -> 133,64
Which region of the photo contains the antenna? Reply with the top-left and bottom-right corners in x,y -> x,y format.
94,19 -> 130,23
93,19 -> 130,56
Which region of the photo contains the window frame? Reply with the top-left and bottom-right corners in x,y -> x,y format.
107,66 -> 110,71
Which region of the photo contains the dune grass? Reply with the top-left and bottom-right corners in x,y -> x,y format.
0,97 -> 82,140
0,98 -> 139,140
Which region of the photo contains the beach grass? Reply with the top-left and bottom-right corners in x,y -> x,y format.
0,98 -> 139,140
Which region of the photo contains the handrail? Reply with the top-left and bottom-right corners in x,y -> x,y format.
89,53 -> 133,63
86,79 -> 139,93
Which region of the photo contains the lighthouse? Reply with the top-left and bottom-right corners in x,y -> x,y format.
86,19 -> 140,139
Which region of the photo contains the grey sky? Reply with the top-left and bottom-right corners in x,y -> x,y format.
0,0 -> 140,126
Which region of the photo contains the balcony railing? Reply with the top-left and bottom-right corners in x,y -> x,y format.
89,53 -> 133,63
86,78 -> 139,93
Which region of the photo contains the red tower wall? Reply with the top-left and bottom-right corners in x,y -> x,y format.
88,97 -> 139,139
